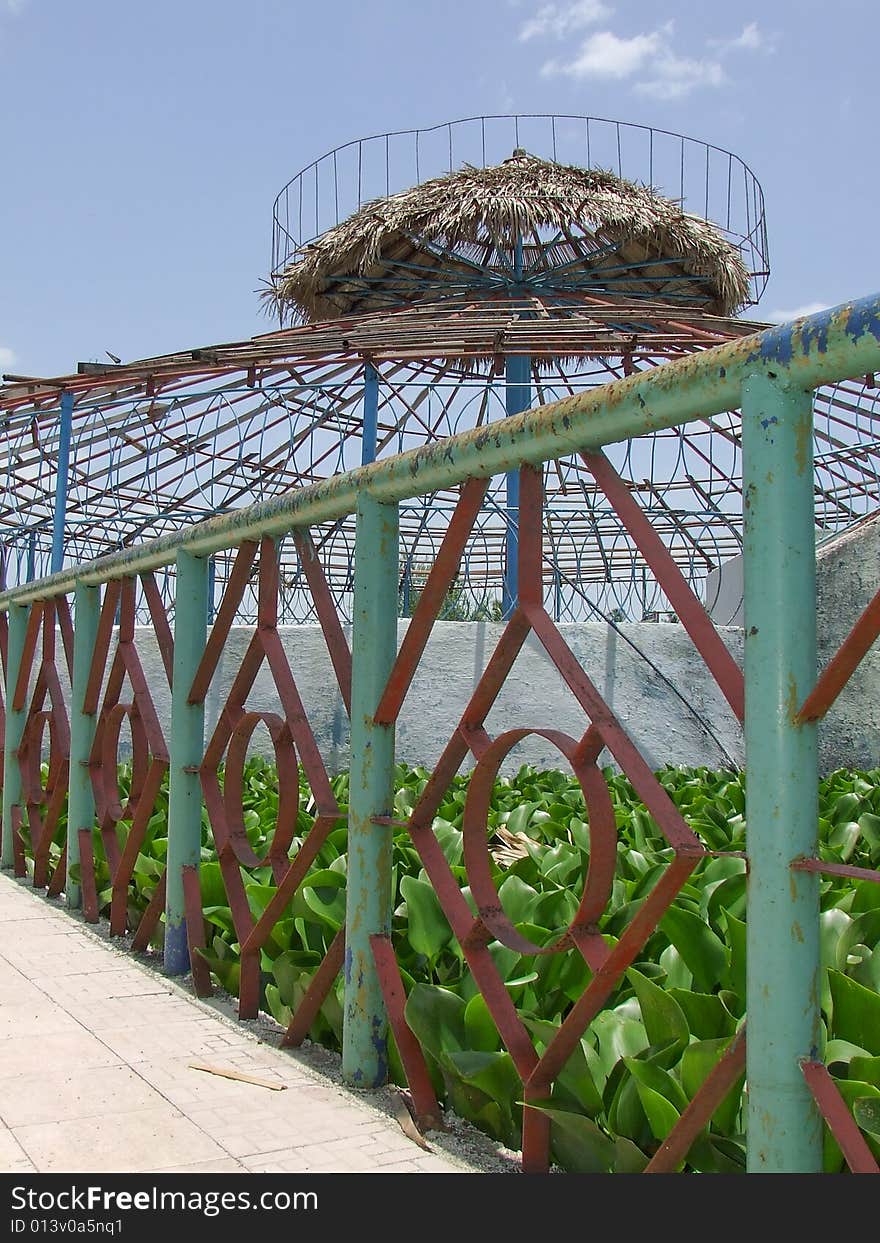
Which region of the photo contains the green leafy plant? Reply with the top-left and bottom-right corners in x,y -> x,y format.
20,758 -> 880,1172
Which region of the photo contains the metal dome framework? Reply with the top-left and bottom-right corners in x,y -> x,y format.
1,116 -> 878,627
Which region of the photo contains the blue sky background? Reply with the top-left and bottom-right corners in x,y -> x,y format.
1,0 -> 876,377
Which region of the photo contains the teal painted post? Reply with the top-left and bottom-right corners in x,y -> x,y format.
1,604 -> 27,869
742,373 -> 822,1172
342,493 -> 398,1086
66,584 -> 100,908
164,551 -> 208,975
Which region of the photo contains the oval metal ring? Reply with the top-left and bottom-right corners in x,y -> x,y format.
223,711 -> 299,870
462,727 -> 617,956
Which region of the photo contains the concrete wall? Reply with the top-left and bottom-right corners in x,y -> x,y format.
705,512 -> 880,773
34,512 -> 878,778
191,619 -> 746,776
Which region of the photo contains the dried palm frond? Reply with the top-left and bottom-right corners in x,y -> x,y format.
266,152 -> 751,324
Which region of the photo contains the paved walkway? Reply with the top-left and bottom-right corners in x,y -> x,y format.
0,873 -> 498,1175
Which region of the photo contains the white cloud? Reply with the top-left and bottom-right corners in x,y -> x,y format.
711,21 -> 774,54
542,29 -> 661,79
731,21 -> 764,50
519,1 -> 612,42
542,25 -> 724,98
636,52 -> 725,100
0,347 -> 16,369
767,302 -> 831,323
4,1 -> 28,14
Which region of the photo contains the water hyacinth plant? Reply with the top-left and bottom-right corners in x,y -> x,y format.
33,760 -> 880,1173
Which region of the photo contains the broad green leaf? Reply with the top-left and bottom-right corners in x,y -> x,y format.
496,874 -> 540,925
520,1016 -> 604,1117
446,1050 -> 521,1116
592,1009 -> 649,1077
628,967 -> 689,1057
608,1069 -> 650,1146
825,1038 -> 872,1069
669,988 -> 737,1040
632,1080 -> 681,1143
828,970 -> 880,1055
837,909 -> 880,973
404,984 -> 467,1064
850,1056 -> 880,1089
399,874 -> 453,960
198,861 -> 228,908
526,1099 -> 617,1173
244,882 -> 280,921
463,993 -> 500,1053
624,1057 -> 689,1113
660,905 -> 728,993
264,982 -> 292,1028
853,1097 -> 880,1138
680,1036 -> 745,1133
858,812 -> 880,854
706,872 -> 747,929
658,943 -> 692,991
722,911 -> 747,1002
302,873 -> 346,931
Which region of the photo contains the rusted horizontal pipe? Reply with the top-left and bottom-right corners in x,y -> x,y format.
1,294 -> 879,608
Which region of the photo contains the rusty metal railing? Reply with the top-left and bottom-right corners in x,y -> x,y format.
1,297 -> 879,1172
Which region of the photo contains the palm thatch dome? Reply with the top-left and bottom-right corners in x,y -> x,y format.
268,150 -> 751,324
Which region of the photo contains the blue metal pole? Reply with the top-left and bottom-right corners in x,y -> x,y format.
2,604 -> 27,869
504,353 -> 530,617
361,363 -> 379,466
503,235 -> 530,619
165,550 -> 208,975
207,555 -> 216,624
51,391 -> 74,574
67,583 -> 100,909
342,493 -> 398,1087
26,533 -> 35,584
742,373 -> 822,1172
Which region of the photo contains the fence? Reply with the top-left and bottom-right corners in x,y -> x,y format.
1,298 -> 879,1173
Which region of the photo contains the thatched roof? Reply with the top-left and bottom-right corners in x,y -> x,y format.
267,151 -> 752,323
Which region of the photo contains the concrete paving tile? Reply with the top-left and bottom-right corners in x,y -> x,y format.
60,993 -> 198,1030
0,1000 -> 82,1039
131,1058 -> 301,1110
13,1107 -> 228,1173
0,975 -> 49,1006
0,1063 -> 167,1128
150,1158 -> 248,1174
29,969 -> 175,1005
95,1019 -> 239,1063
0,1029 -> 123,1080
0,1125 -> 38,1172
240,1151 -> 321,1173
3,948 -> 130,978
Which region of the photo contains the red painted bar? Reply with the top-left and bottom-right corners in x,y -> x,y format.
801,1060 -> 880,1174
798,584 -> 880,722
370,933 -> 444,1130
282,927 -> 347,1047
645,1027 -> 747,1172
584,449 -> 745,721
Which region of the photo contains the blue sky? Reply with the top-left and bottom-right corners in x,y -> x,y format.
1,0 -> 876,377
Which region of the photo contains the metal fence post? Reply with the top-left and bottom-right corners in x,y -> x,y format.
67,583 -> 100,909
51,391 -> 74,574
742,372 -> 822,1172
361,363 -> 379,467
165,550 -> 208,975
342,492 -> 398,1086
1,604 -> 28,869
503,235 -> 531,619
